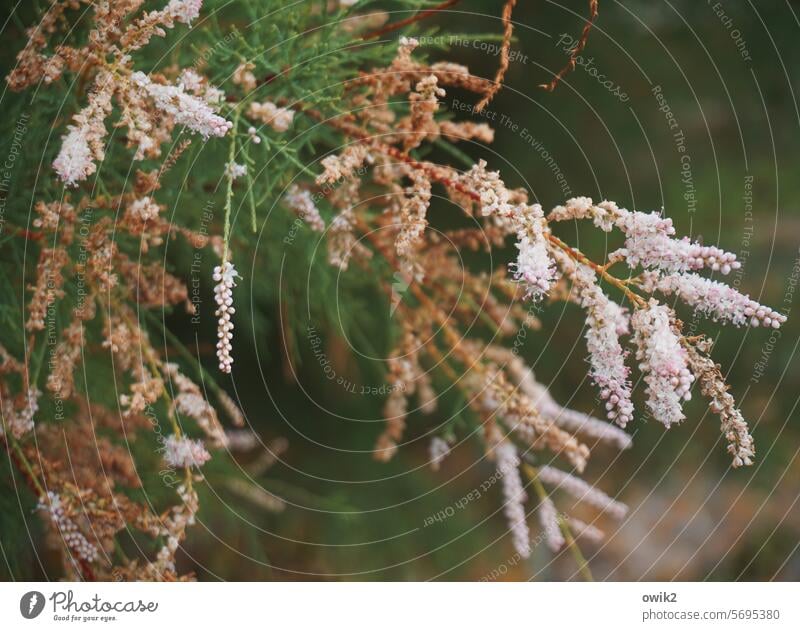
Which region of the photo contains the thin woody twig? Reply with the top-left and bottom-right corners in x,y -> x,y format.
540,0 -> 599,92
361,0 -> 461,41
475,0 -> 517,112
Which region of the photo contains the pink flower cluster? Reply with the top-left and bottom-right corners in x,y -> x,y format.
615,210 -> 740,275
465,159 -> 513,217
632,300 -> 694,428
284,184 -> 326,232
640,272 -> 786,329
574,265 -> 634,427
498,348 -> 632,449
549,198 -> 742,275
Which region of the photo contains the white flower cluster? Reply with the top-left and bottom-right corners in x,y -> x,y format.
495,440 -> 531,558
225,162 -> 247,180
537,495 -> 564,552
632,301 -> 694,428
428,436 -> 451,471
53,127 -> 95,186
132,71 -> 232,139
213,261 -> 239,373
52,76 -> 112,186
247,126 -> 261,144
463,159 -> 513,217
568,517 -> 605,544
163,435 -> 211,468
39,492 -> 99,563
175,392 -> 227,448
166,0 -> 203,25
128,196 -> 160,222
510,204 -> 556,300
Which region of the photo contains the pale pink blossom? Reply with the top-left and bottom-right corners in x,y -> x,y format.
53,127 -> 95,186
39,492 -> 99,563
632,300 -> 694,428
178,68 -> 205,93
499,350 -> 632,449
510,204 -> 556,300
574,265 -> 634,427
174,392 -> 227,448
461,159 -> 513,217
132,71 -> 232,139
537,465 -> 628,519
429,436 -> 451,471
495,440 -> 531,558
548,196 -> 616,231
537,495 -> 564,552
128,196 -> 160,222
52,75 -> 113,186
213,261 -> 239,373
247,126 -> 261,144
163,435 -> 211,468
224,429 -> 260,452
641,271 -> 786,329
284,184 -> 325,232
225,162 -> 247,180
615,210 -> 739,274
568,517 -> 605,544
166,0 -> 202,25
0,387 -> 40,439
247,100 -> 294,133
549,198 -> 741,274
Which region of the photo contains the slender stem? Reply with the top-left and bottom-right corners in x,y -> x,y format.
6,436 -> 45,497
222,107 -> 242,264
540,0 -> 599,92
361,0 -> 461,41
523,464 -> 594,582
546,233 -> 647,308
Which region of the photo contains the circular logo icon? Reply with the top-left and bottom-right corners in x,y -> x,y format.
20,591 -> 45,619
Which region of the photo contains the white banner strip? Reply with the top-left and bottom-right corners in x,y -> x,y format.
1,582 -> 797,629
